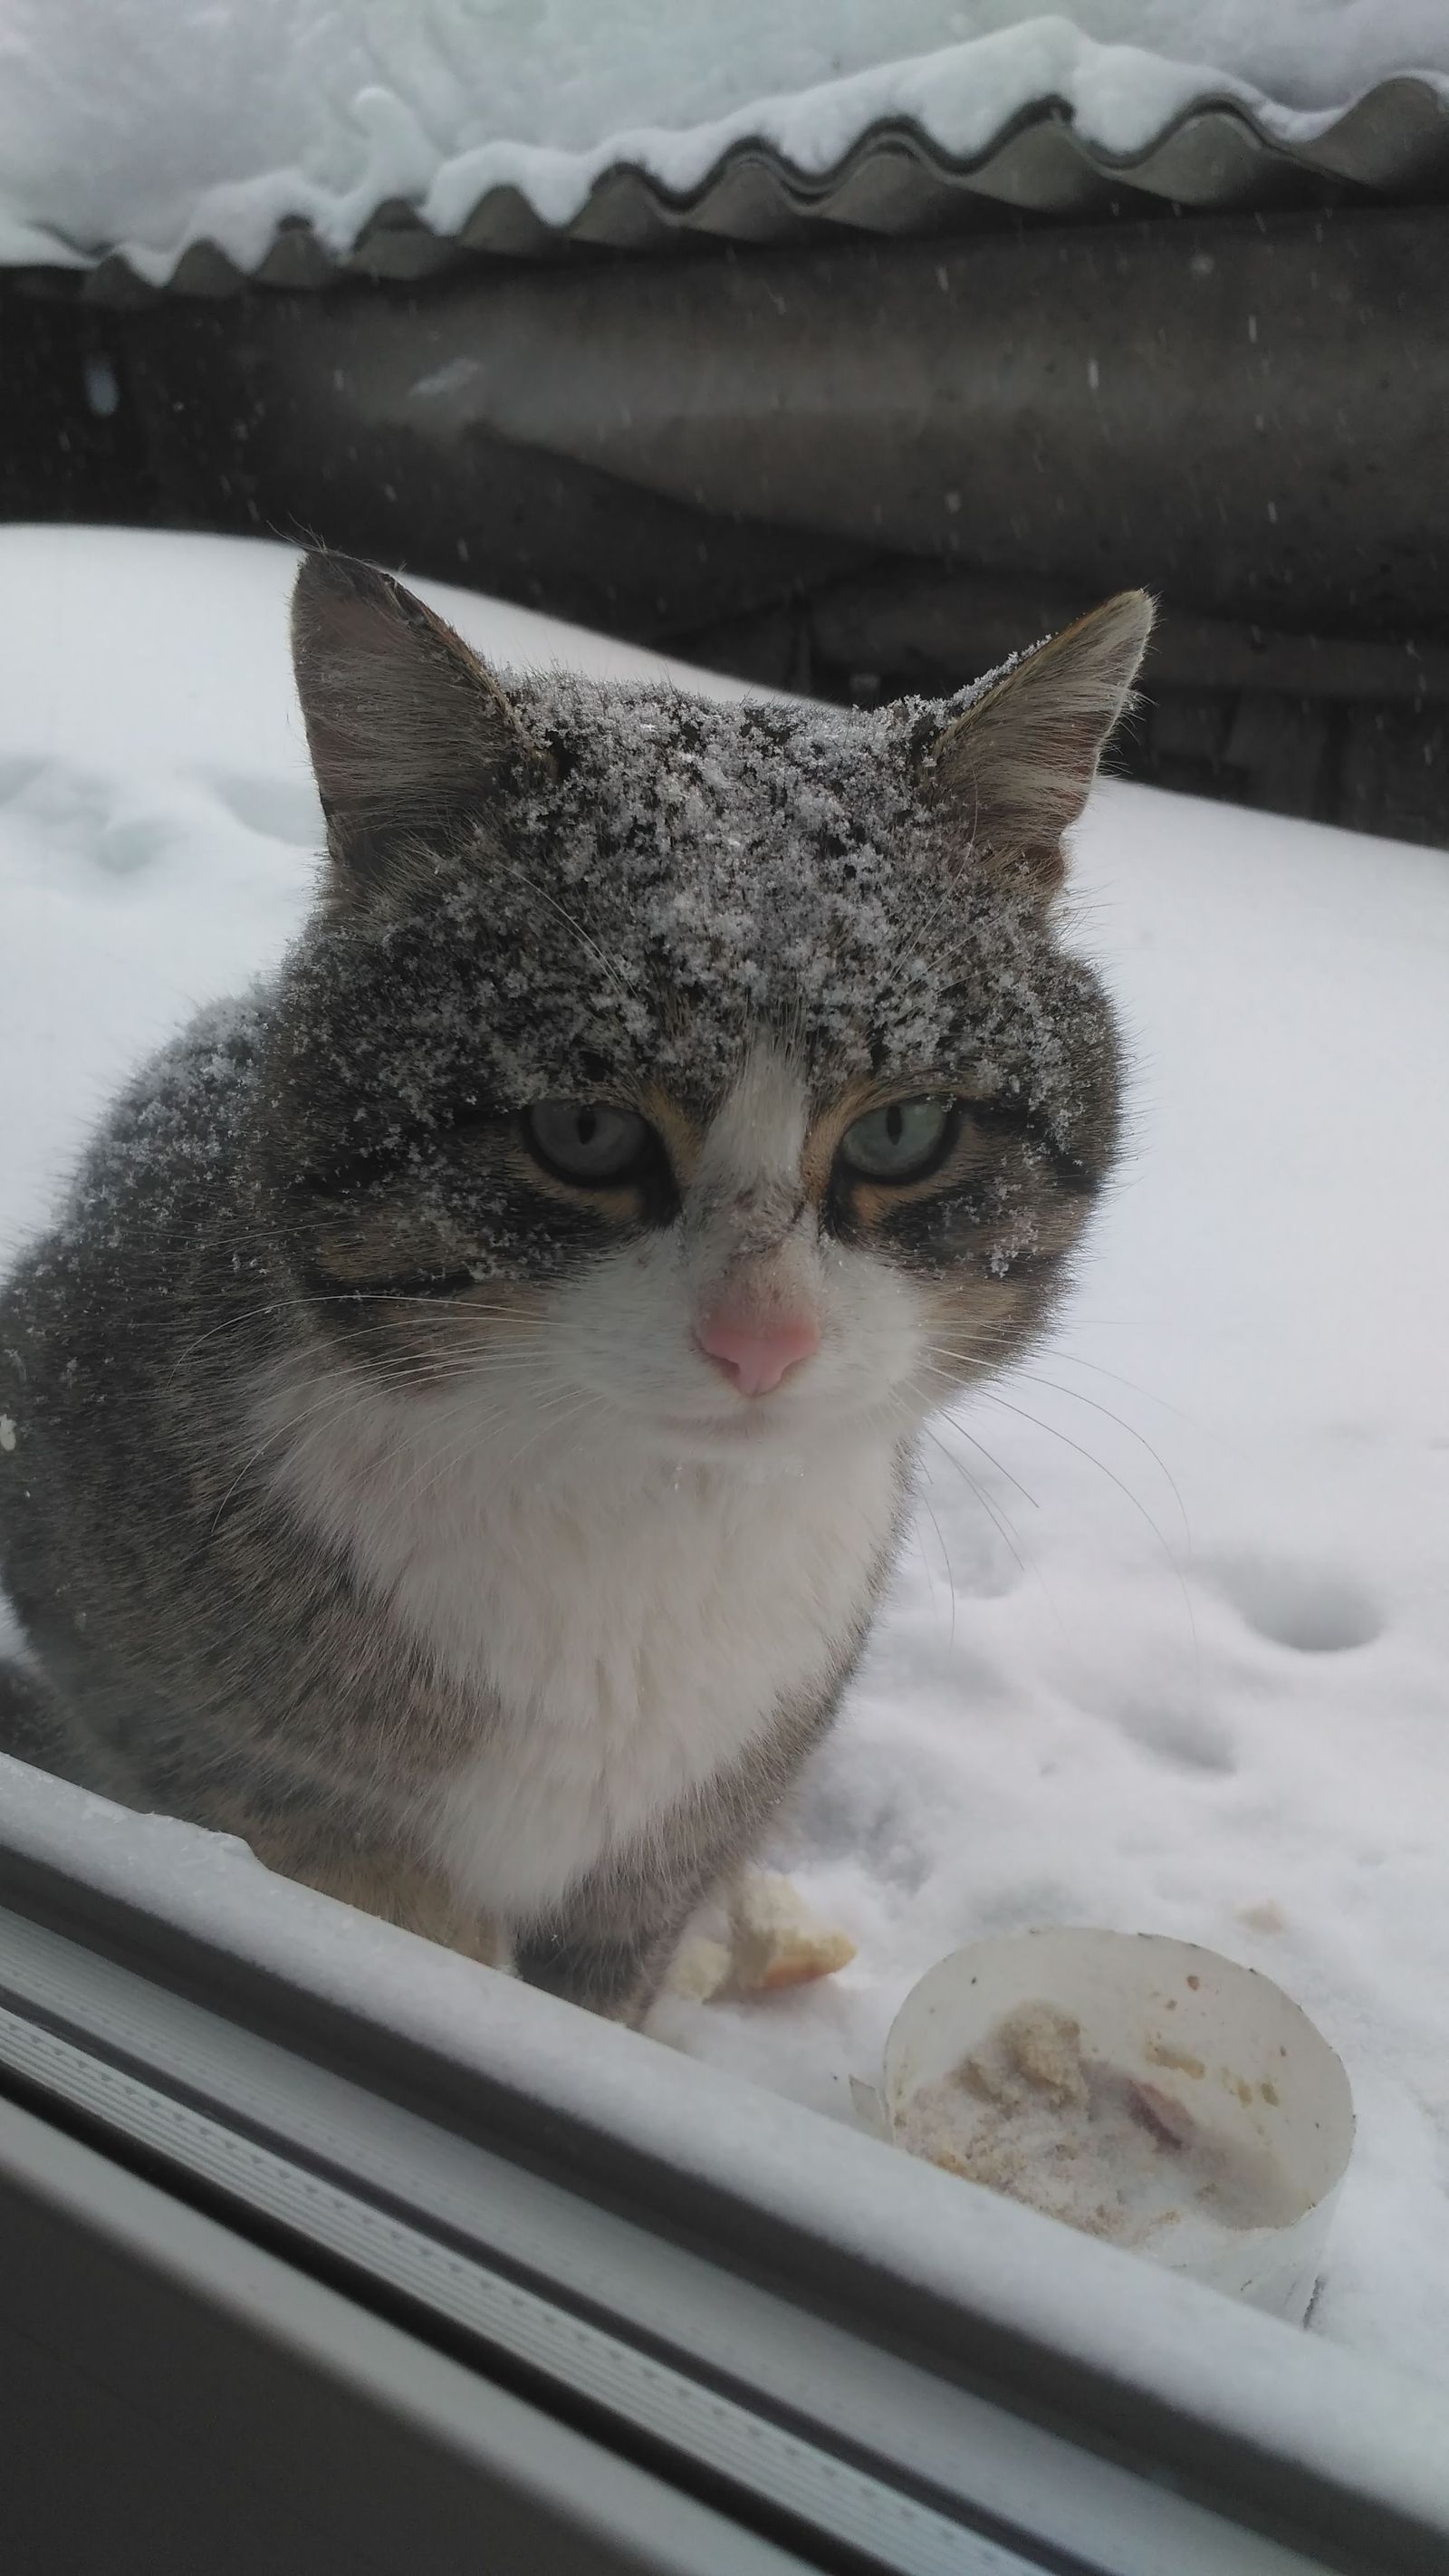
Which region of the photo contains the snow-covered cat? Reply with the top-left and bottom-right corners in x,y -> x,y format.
0,555 -> 1149,2019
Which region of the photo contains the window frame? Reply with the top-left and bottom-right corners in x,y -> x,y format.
1,1753 -> 1444,2576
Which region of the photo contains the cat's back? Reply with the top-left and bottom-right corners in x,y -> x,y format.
0,990 -> 275,1557
2,993 -> 269,1343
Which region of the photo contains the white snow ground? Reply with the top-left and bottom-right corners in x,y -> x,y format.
1,525 -> 1446,2391
1,3 -> 1446,278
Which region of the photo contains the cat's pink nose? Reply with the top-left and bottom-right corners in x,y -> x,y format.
696,1311 -> 820,1397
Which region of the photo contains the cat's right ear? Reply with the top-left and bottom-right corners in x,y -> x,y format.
915,589 -> 1154,903
291,552 -> 547,902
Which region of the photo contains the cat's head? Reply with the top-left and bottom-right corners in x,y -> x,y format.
261,554 -> 1149,1465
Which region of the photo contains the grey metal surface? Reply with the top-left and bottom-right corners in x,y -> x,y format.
121,207 -> 1449,641
7,197 -> 1446,844
5,192 -> 1440,845
65,74 -> 1449,300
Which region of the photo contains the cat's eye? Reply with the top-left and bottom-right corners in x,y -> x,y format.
839,1097 -> 955,1183
523,1100 -> 652,1186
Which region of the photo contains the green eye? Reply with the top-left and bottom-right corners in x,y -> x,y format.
524,1101 -> 650,1185
840,1098 -> 954,1182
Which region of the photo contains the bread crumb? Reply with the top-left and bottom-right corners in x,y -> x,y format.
1146,2038 -> 1205,2078
667,1874 -> 856,2004
728,1872 -> 857,1994
667,1936 -> 733,2004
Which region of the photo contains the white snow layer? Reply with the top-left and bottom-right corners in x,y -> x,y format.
1,526 -> 1447,2399
1,3 -> 1447,279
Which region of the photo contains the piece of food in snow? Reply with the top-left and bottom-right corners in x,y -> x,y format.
727,1870 -> 858,1994
667,1872 -> 857,2003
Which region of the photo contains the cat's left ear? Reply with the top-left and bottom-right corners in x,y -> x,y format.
916,590 -> 1154,900
291,551 -> 547,900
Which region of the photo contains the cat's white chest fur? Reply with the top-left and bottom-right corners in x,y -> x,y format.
264,1366 -> 900,1918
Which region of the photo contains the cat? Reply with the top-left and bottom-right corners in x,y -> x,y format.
0,554 -> 1150,2022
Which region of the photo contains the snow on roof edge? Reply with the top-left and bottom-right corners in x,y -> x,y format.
7,67 -> 1449,299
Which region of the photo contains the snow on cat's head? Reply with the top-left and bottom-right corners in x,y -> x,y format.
263,554 -> 1150,1463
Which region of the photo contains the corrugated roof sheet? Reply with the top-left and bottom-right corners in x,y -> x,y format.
85,72 -> 1449,299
